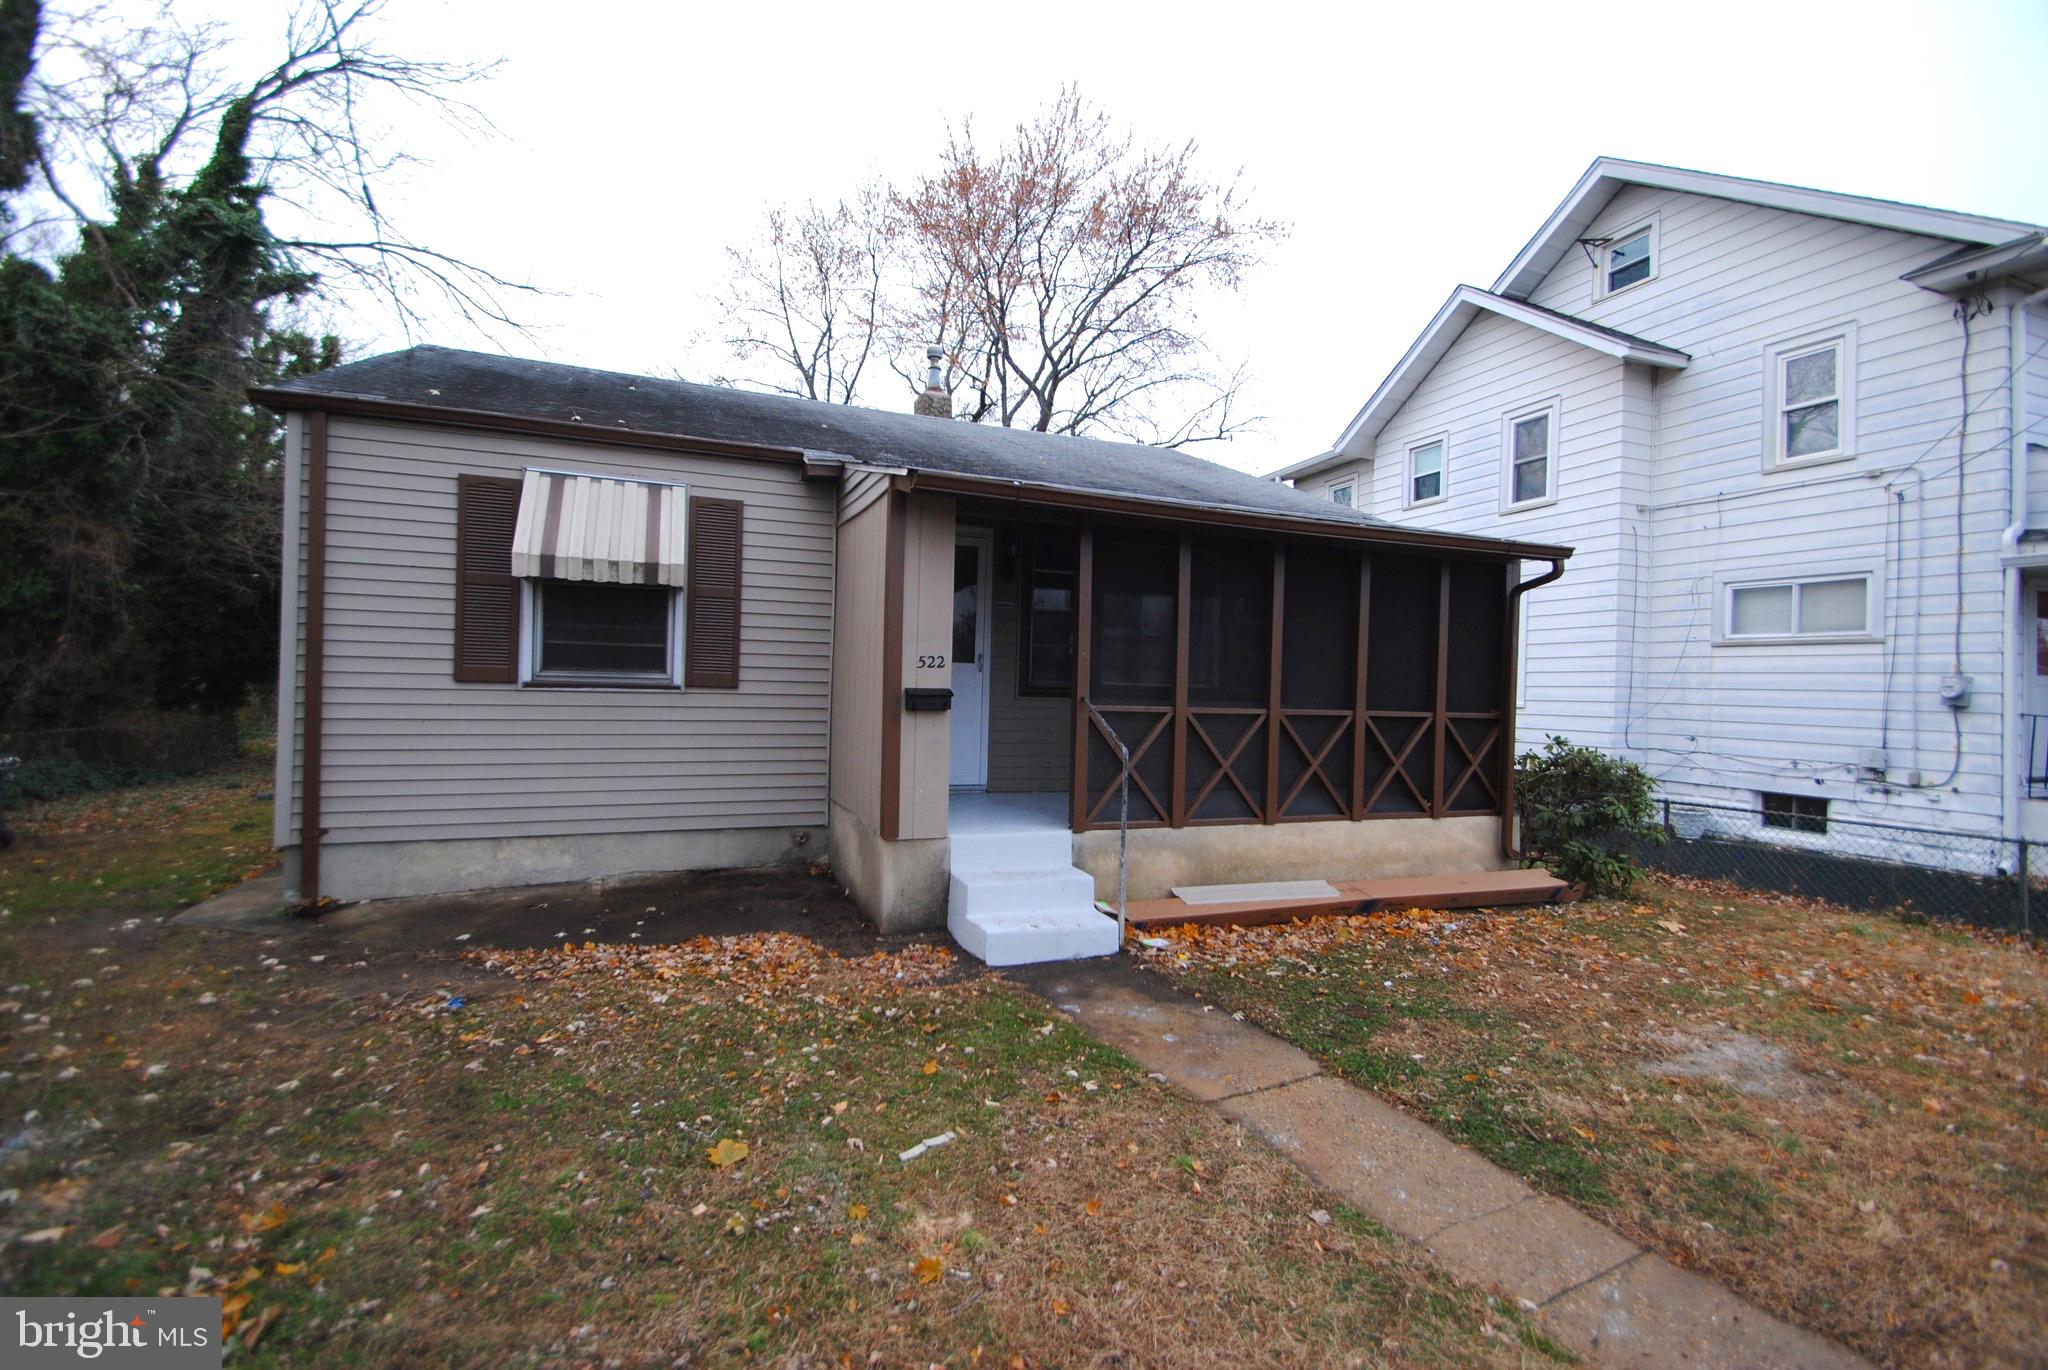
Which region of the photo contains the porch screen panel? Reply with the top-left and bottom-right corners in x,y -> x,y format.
1364,555 -> 1440,814
1086,536 -> 1177,825
1277,544 -> 1359,818
1444,561 -> 1507,813
1185,537 -> 1271,822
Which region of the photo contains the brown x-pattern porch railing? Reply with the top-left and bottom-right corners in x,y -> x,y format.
1070,527 -> 1513,832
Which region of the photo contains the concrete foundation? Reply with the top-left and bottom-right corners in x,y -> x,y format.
827,800 -> 950,933
283,823 -> 822,904
1071,814 -> 1507,902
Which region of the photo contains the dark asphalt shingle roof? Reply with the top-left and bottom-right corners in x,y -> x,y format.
265,345 -> 1409,532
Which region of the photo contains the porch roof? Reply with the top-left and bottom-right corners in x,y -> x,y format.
254,346 -> 1571,563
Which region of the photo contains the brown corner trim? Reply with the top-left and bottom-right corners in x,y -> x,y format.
879,491 -> 907,842
302,411 -> 330,901
1500,557 -> 1567,861
892,470 -> 1572,562
246,390 -> 812,469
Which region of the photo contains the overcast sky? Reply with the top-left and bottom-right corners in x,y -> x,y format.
184,0 -> 2048,475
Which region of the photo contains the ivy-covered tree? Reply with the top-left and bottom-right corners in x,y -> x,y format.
0,0 -> 528,729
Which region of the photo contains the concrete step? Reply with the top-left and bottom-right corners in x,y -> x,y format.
949,827 -> 1074,873
947,902 -> 1120,967
948,868 -> 1097,919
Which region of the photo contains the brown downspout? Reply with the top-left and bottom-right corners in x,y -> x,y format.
1499,556 -> 1566,863
300,411 -> 330,900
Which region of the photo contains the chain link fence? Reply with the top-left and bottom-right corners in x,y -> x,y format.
1640,796 -> 2041,934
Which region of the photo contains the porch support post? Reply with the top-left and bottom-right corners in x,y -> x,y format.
1265,541 -> 1284,823
1433,560 -> 1451,817
1171,533 -> 1192,828
1352,552 -> 1371,821
1069,522 -> 1094,833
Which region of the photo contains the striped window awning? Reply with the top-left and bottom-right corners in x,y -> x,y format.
510,469 -> 687,586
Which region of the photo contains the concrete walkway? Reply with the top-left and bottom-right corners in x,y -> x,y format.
1013,958 -> 1869,1370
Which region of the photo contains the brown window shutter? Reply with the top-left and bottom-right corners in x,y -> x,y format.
454,474 -> 523,683
685,497 -> 744,689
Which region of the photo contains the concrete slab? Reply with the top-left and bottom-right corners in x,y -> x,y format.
1543,1252 -> 1870,1369
1423,1195 -> 1639,1307
171,870 -> 288,930
1216,1075 -> 1530,1241
1011,959 -> 1320,1101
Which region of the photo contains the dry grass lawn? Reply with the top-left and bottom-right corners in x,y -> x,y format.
1137,878 -> 2048,1369
0,766 -> 1567,1367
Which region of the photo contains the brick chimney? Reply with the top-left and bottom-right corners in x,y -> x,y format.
913,345 -> 951,418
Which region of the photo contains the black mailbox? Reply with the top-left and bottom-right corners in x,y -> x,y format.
903,687 -> 953,713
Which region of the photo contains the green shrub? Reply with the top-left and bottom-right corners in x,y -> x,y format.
1514,736 -> 1663,896
6,754 -> 139,804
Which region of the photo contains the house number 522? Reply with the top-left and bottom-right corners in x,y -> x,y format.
917,654 -> 947,669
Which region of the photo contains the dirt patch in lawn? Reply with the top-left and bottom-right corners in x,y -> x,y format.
1640,1028 -> 1824,1101
1135,881 -> 2048,1369
0,767 -> 1562,1367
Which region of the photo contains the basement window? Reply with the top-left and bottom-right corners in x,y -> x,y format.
1761,791 -> 1828,835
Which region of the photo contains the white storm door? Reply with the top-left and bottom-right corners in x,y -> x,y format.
949,533 -> 992,788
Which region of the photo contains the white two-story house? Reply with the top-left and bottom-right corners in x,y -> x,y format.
1274,159 -> 2048,858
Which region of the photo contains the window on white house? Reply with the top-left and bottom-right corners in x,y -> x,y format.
530,581 -> 680,686
1605,228 -> 1653,292
1765,330 -> 1856,469
1780,343 -> 1841,459
1409,439 -> 1445,504
1725,575 -> 1871,641
1507,409 -> 1553,505
1330,481 -> 1354,508
1761,791 -> 1828,835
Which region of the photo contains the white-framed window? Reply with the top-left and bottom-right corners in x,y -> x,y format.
522,580 -> 684,688
1329,480 -> 1355,508
1719,573 -> 1876,643
1595,216 -> 1658,298
1500,400 -> 1559,510
1764,326 -> 1857,470
1407,436 -> 1447,506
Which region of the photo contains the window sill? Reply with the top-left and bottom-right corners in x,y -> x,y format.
1500,495 -> 1557,516
1764,450 -> 1854,474
523,676 -> 683,691
1593,272 -> 1656,304
1712,634 -> 1881,648
1405,495 -> 1449,511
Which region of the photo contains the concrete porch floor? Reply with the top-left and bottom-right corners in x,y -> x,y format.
947,789 -> 1068,837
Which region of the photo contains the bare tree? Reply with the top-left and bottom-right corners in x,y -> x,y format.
709,186 -> 888,404
16,0 -> 538,341
712,88 -> 1284,448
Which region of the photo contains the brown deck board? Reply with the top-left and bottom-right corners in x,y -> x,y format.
1125,868 -> 1568,930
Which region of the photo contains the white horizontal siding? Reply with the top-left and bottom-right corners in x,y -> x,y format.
1534,184 -> 2016,832
1364,309 -> 1634,753
288,416 -> 835,847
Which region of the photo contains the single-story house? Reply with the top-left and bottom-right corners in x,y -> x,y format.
253,346 -> 1571,962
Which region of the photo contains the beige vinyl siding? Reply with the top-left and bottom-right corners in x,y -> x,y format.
984,539 -> 1071,794
830,493 -> 886,830
897,495 -> 955,838
286,415 -> 834,847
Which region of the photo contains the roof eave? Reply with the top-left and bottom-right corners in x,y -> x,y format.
1493,157 -> 2043,301
1901,233 -> 2048,294
1329,286 -> 1686,456
896,467 -> 1573,562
